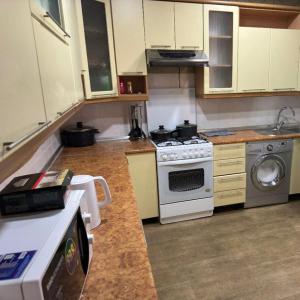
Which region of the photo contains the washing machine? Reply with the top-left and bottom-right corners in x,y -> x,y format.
245,139 -> 292,208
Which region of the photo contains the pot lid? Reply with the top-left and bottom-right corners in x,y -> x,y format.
150,125 -> 171,134
63,122 -> 97,133
176,120 -> 196,128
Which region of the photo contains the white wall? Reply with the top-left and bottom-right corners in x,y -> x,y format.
0,133 -> 61,191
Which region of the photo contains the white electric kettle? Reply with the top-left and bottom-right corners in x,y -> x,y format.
70,175 -> 112,229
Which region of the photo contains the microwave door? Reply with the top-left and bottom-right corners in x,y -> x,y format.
77,210 -> 89,275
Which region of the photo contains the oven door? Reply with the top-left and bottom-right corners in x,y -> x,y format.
157,157 -> 213,205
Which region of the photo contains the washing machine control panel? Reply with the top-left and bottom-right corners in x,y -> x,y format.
247,140 -> 292,155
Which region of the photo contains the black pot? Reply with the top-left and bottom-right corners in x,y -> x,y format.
61,122 -> 99,147
150,125 -> 172,141
176,120 -> 197,138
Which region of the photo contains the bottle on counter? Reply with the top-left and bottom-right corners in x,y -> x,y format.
127,81 -> 133,94
119,81 -> 125,94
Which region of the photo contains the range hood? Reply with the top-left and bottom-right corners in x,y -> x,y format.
146,49 -> 209,67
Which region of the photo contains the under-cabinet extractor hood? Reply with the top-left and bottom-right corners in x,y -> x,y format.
146,49 -> 209,67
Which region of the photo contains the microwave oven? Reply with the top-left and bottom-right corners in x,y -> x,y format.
0,190 -> 92,300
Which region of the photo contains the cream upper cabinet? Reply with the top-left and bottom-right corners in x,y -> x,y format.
204,5 -> 239,94
76,0 -> 117,98
175,2 -> 203,50
111,0 -> 147,75
269,29 -> 300,92
0,0 -> 46,156
143,0 -> 175,50
238,27 -> 271,93
33,18 -> 75,122
61,0 -> 85,102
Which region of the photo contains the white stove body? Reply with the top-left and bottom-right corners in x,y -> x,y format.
156,142 -> 214,224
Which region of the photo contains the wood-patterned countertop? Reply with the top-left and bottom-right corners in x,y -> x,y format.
52,139 -> 157,300
205,129 -> 300,145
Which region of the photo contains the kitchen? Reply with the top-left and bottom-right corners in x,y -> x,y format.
1,0 -> 300,299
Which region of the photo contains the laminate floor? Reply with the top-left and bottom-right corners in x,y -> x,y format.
143,201 -> 300,300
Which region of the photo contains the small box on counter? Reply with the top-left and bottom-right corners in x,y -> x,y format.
0,169 -> 73,216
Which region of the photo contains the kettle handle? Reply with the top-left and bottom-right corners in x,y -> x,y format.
93,176 -> 112,208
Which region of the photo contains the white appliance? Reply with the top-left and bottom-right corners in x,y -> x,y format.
0,190 -> 93,300
70,175 -> 112,229
155,137 -> 214,224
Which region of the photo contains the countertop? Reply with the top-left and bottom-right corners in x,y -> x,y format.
204,129 -> 300,145
51,139 -> 157,300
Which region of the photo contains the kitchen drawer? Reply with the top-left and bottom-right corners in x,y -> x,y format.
214,158 -> 245,176
214,173 -> 246,192
214,189 -> 246,207
214,143 -> 245,161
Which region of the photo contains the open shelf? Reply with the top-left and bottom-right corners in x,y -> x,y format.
85,94 -> 148,104
240,8 -> 300,29
118,75 -> 148,95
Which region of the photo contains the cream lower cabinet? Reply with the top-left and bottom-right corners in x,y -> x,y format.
290,139 -> 300,194
32,18 -> 75,122
269,29 -> 300,92
111,0 -> 147,75
127,152 -> 159,219
213,143 -> 246,207
0,0 -> 46,156
238,27 -> 270,93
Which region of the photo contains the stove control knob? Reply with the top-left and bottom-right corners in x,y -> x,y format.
161,154 -> 168,161
182,152 -> 188,159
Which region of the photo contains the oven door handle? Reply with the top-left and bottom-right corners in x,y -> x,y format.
158,157 -> 212,166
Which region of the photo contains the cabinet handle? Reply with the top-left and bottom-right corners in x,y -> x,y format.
57,103 -> 78,117
44,12 -> 71,38
218,191 -> 243,199
273,88 -> 295,91
242,89 -> 266,92
181,46 -> 199,49
217,161 -> 243,167
3,121 -> 51,152
121,72 -> 144,75
218,176 -> 244,183
150,45 -> 171,48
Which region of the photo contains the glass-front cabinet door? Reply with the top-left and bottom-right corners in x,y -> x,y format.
203,5 -> 239,94
76,0 -> 117,99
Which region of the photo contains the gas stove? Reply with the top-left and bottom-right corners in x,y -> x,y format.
153,136 -> 209,148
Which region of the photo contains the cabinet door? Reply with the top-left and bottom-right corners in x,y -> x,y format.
290,139 -> 300,194
76,0 -> 117,98
238,27 -> 270,93
175,2 -> 203,50
111,0 -> 147,75
203,5 -> 239,94
127,152 -> 159,219
269,29 -> 300,92
61,0 -> 85,102
33,18 -> 75,122
0,0 -> 46,156
143,0 -> 175,50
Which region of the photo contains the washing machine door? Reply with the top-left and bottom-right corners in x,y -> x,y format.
251,154 -> 286,191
